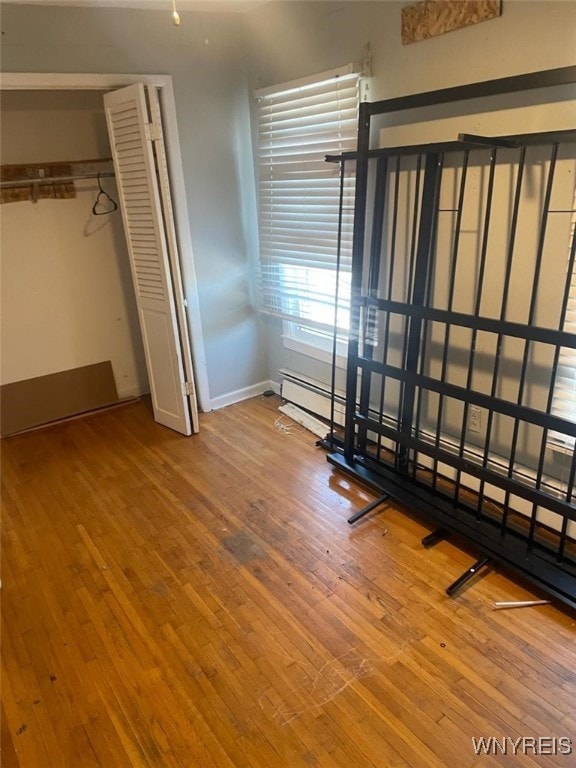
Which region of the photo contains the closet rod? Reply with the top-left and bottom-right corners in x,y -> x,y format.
0,172 -> 115,189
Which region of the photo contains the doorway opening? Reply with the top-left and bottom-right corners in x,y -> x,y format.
1,73 -> 211,434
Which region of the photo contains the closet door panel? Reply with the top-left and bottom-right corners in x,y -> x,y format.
146,86 -> 198,428
104,83 -> 197,435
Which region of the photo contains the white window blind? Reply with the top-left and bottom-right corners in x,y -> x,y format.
256,66 -> 360,335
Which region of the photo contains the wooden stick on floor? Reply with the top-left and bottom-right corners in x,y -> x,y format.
493,600 -> 551,610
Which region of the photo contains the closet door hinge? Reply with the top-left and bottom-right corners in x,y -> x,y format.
145,122 -> 162,142
183,381 -> 195,397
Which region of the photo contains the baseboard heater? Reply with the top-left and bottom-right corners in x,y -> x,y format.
280,368 -> 346,427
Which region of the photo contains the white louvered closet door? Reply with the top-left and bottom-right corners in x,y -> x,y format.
104,84 -> 198,435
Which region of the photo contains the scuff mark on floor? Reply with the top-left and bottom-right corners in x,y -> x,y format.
279,649 -> 372,725
259,648 -> 373,726
259,642 -> 412,726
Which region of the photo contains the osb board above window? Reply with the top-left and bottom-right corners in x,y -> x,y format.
1,162 -> 76,204
402,0 -> 502,45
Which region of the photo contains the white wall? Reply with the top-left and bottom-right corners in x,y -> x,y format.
0,4 -> 270,403
0,89 -> 149,398
244,1 -> 576,96
0,90 -> 112,162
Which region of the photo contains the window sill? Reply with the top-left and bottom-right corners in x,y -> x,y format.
282,334 -> 348,369
547,439 -> 575,456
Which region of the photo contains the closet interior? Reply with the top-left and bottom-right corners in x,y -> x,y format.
0,89 -> 149,435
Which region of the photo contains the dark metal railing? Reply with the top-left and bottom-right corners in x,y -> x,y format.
326,66 -> 576,609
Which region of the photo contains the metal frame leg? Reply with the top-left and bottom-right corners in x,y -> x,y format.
422,529 -> 448,548
446,556 -> 491,596
348,493 -> 390,525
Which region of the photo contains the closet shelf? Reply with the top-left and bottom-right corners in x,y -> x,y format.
0,171 -> 115,189
0,158 -> 115,189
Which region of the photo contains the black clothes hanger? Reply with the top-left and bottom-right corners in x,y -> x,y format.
92,173 -> 118,215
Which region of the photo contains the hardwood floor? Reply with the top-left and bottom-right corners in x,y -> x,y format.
1,395 -> 575,767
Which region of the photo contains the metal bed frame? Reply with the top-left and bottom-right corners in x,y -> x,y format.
326,66 -> 576,609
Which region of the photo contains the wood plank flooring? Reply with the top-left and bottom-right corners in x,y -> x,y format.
1,395 -> 575,767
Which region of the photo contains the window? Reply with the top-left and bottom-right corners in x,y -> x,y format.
550,193 -> 576,449
255,65 -> 360,351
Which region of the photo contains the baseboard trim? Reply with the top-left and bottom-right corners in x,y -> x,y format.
210,380 -> 280,410
117,384 -> 150,400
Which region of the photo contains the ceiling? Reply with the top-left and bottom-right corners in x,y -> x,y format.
1,0 -> 270,12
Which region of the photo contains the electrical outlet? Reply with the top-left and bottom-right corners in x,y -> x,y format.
469,405 -> 482,433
